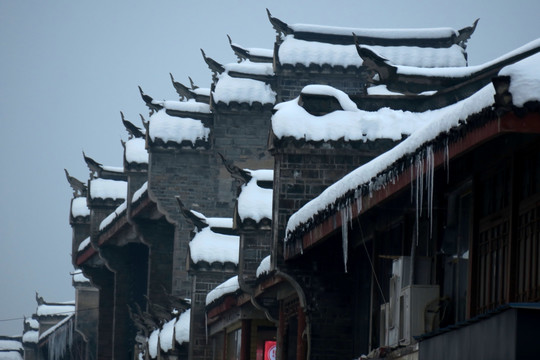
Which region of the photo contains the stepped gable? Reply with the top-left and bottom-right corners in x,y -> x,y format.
227,35 -> 273,63
355,38 -> 540,98
284,50 -> 540,248
70,196 -> 90,223
268,10 -> 475,71
201,49 -> 276,109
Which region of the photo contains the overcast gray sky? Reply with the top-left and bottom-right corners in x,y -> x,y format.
1,0 -> 539,335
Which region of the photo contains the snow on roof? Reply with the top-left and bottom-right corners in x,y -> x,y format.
256,255 -> 271,278
159,318 -> 176,353
149,109 -> 210,145
189,210 -> 233,229
133,182 -> 148,203
148,329 -> 159,359
99,201 -> 127,231
499,52 -> 540,106
279,36 -> 466,68
22,331 -> 38,344
125,138 -> 148,164
189,224 -> 239,265
0,352 -> 22,360
77,237 -> 90,252
237,169 -> 273,222
38,313 -> 74,340
224,60 -> 274,76
25,318 -> 39,330
212,74 -> 276,105
389,38 -> 540,77
174,309 -> 190,346
205,276 -> 239,305
153,99 -> 211,114
272,85 -> 427,142
101,165 -> 123,173
192,87 -> 210,96
231,43 -> 273,58
72,270 -> 89,283
289,23 -> 459,39
71,197 -> 90,218
89,179 -> 127,200
37,302 -> 75,317
0,340 -> 22,351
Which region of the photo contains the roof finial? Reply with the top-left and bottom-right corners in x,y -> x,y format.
64,168 -> 87,197
82,151 -> 102,179
121,111 -> 145,139
456,18 -> 480,49
138,86 -> 163,115
175,196 -> 208,231
201,49 -> 225,81
188,76 -> 199,90
266,9 -> 291,38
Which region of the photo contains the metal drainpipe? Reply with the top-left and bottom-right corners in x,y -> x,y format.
275,270 -> 311,360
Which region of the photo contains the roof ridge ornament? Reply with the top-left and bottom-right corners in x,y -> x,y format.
120,111 -> 145,139
175,196 -> 209,231
456,18 -> 480,50
217,152 -> 252,185
188,76 -> 199,90
169,73 -> 193,101
354,34 -> 397,85
82,151 -> 102,179
138,86 -> 163,115
64,168 -> 87,197
266,9 -> 292,38
200,49 -> 225,82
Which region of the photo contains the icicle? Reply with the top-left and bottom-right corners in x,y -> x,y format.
205,312 -> 208,344
341,202 -> 351,273
426,146 -> 435,238
444,138 -> 450,184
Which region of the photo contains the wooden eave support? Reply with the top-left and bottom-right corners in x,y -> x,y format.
285,110 -> 540,259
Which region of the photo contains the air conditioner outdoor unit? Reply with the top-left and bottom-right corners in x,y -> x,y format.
380,257 -> 439,347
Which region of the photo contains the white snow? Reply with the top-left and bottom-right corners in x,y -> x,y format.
231,42 -> 273,58
392,38 -> 540,77
193,87 -> 211,96
148,329 -> 160,359
133,182 -> 148,203
159,318 -> 176,353
189,226 -> 239,265
99,201 -> 127,231
206,276 -> 240,305
22,330 -> 39,344
149,109 -> 210,145
302,85 -> 359,111
38,313 -> 73,339
499,52 -> 540,106
237,170 -> 273,222
0,352 -> 23,360
289,23 -> 458,39
89,179 -> 127,200
256,255 -> 271,277
279,36 -> 466,68
71,197 -> 90,218
213,74 -> 276,105
25,318 -> 39,330
285,83 -> 497,237
224,61 -> 274,76
125,138 -> 148,164
72,270 -> 89,283
189,211 -> 233,229
174,309 -> 190,345
154,99 -> 211,114
101,165 -> 123,173
77,237 -> 90,252
367,85 -> 405,96
37,302 -> 75,317
0,340 -> 22,351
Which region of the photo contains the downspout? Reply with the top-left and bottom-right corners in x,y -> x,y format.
275,270 -> 311,360
238,276 -> 279,325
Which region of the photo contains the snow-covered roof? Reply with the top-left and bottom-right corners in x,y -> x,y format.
189,215 -> 239,265
278,36 -> 466,69
0,340 -> 22,352
22,331 -> 38,344
25,318 -> 39,330
89,179 -> 127,200
152,99 -> 211,114
125,138 -> 148,164
174,309 -> 190,345
285,51 -> 540,239
224,60 -> 274,76
36,302 -> 75,317
206,276 -> 239,305
159,318 -> 176,353
77,237 -> 90,252
132,182 -> 148,203
0,351 -> 22,360
237,169 -> 273,223
99,201 -> 127,231
38,313 -> 74,340
148,329 -> 159,359
256,255 -> 271,278
149,109 -> 210,146
71,197 -> 90,218
272,85 -> 427,142
72,270 -> 89,284
213,74 -> 276,106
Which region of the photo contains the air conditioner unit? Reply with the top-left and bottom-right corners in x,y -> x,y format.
380,257 -> 439,347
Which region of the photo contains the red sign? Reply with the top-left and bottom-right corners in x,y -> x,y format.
264,341 -> 276,360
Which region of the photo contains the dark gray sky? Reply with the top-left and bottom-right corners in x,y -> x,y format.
1,0 -> 538,335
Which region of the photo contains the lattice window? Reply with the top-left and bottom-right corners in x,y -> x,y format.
516,199 -> 540,302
